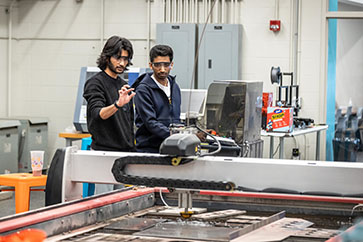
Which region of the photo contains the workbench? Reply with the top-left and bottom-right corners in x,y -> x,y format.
261,125 -> 328,160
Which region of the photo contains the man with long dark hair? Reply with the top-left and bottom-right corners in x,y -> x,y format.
83,36 -> 136,194
83,36 -> 136,152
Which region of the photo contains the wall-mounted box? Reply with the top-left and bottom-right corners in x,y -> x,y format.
0,120 -> 21,173
6,117 -> 49,172
156,23 -> 197,89
198,24 -> 242,89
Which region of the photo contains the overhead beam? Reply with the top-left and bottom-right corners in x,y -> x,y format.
326,11 -> 363,18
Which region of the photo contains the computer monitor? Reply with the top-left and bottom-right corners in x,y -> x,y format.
180,89 -> 208,120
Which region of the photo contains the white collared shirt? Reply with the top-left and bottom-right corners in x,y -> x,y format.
151,74 -> 170,99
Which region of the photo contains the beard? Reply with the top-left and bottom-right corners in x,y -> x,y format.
107,61 -> 125,75
154,71 -> 169,81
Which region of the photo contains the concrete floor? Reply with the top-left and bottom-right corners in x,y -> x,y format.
0,190 -> 45,218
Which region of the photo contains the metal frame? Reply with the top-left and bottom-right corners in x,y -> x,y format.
0,188 -> 155,236
159,189 -> 363,217
61,147 -> 363,202
261,125 -> 328,160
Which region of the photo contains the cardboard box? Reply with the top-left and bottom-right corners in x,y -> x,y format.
263,92 -> 273,107
266,107 -> 293,132
262,92 -> 273,115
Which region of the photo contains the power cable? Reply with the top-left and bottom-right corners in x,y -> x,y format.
186,0 -> 217,127
351,204 -> 363,216
196,125 -> 222,157
159,189 -> 170,208
273,143 -> 281,157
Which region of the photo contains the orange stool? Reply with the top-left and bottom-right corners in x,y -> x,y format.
0,173 -> 47,213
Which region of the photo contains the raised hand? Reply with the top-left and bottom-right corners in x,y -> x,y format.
116,84 -> 136,107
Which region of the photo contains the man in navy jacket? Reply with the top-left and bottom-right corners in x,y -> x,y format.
133,45 -> 181,153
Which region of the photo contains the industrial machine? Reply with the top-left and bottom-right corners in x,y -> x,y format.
1,144 -> 363,241
3,83 -> 363,239
270,66 -> 300,116
47,146 -> 363,203
2,77 -> 361,241
205,80 -> 263,157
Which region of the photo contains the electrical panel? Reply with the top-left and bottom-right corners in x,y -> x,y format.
17,117 -> 49,172
1,117 -> 49,172
197,24 -> 242,89
0,120 -> 20,173
156,23 -> 197,89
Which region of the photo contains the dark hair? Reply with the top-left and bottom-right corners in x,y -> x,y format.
149,45 -> 173,63
97,36 -> 133,71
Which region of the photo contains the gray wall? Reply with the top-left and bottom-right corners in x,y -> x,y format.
336,2 -> 363,109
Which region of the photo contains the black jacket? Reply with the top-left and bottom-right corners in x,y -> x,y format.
133,73 -> 181,153
83,71 -> 135,151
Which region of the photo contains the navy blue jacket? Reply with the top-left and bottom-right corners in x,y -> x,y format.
133,73 -> 181,153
